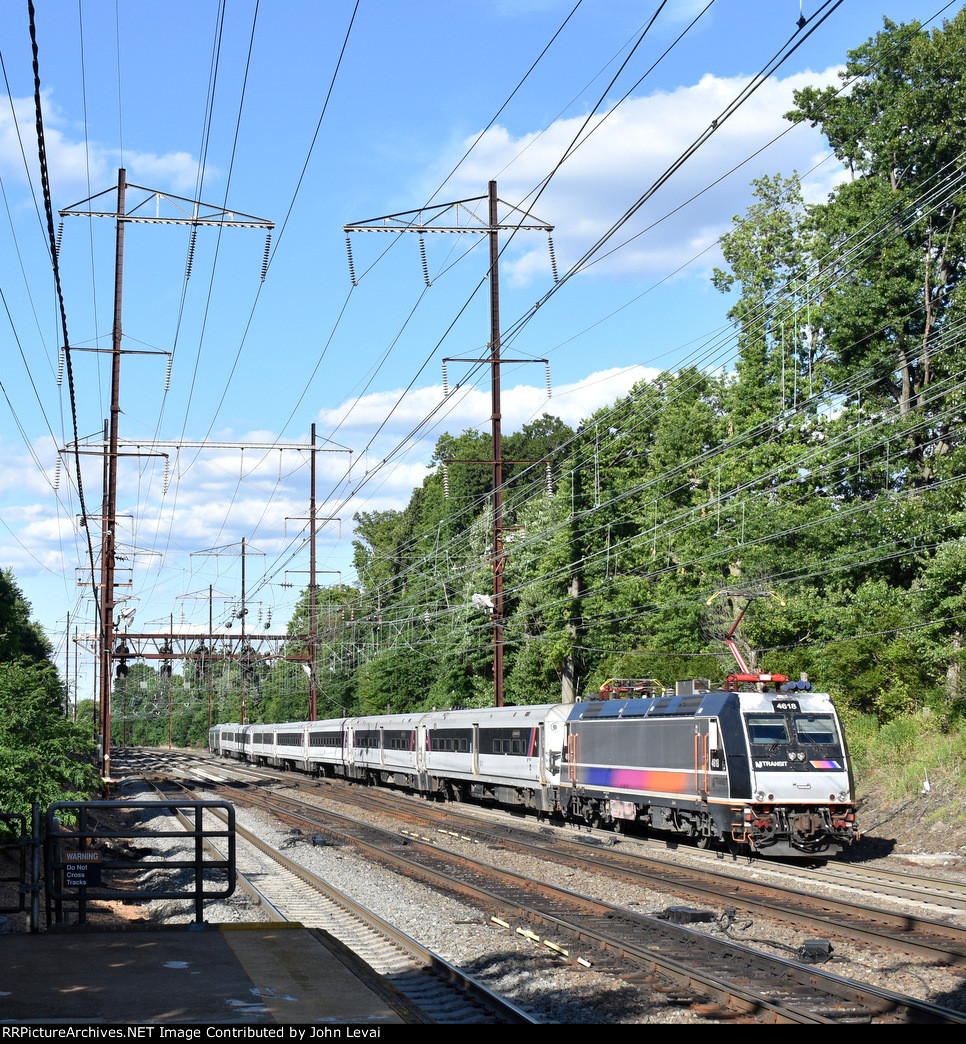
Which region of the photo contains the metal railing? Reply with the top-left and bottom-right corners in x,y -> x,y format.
45,800 -> 236,925
0,812 -> 29,916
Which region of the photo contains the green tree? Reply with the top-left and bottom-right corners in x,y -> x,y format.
0,569 -> 52,664
912,538 -> 966,715
0,659 -> 98,816
788,12 -> 966,429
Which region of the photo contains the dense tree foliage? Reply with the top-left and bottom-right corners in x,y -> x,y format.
274,12 -> 966,726
118,13 -> 966,750
0,570 -> 98,817
0,569 -> 53,664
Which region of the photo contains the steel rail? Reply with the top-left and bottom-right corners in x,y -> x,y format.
134,771 -> 540,1025
197,776 -> 964,1025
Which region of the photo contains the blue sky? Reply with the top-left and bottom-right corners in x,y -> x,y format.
0,0 -> 958,696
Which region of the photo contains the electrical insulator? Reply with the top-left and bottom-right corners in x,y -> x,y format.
442,360 -> 449,397
56,221 -> 63,258
345,236 -> 358,286
443,463 -> 450,499
53,459 -> 62,490
57,349 -> 64,386
545,361 -> 552,399
546,461 -> 554,498
164,355 -> 172,392
548,234 -> 558,283
185,225 -> 198,280
419,234 -> 431,287
261,232 -> 271,282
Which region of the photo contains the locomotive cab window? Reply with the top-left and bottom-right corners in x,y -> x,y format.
745,715 -> 789,745
746,712 -> 842,752
793,715 -> 837,745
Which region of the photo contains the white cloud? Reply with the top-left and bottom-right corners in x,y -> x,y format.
314,365 -> 655,467
433,66 -> 843,285
0,439 -> 59,499
123,150 -> 213,195
0,92 -> 207,197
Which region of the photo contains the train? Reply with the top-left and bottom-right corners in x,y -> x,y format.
208,675 -> 858,859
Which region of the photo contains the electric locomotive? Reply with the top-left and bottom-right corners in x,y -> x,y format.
209,671 -> 856,857
561,678 -> 856,857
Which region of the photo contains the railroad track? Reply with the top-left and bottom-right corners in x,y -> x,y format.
127,769 -> 539,1026
141,761 -> 963,1025
306,779 -> 966,967
155,747 -> 966,968
777,858 -> 966,913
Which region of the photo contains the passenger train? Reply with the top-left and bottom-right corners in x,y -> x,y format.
209,676 -> 858,859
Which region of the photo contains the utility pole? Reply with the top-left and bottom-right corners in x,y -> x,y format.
241,537 -> 248,724
344,182 -> 554,705
486,182 -> 507,707
309,425 -> 318,720
59,169 -> 273,781
102,167 -> 125,781
73,433 -> 350,728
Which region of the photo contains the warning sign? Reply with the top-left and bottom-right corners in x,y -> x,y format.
64,850 -> 102,888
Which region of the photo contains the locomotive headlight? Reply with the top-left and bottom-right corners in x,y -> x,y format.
754,790 -> 765,801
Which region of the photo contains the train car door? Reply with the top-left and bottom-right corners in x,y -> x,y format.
542,712 -> 567,785
694,718 -> 723,800
415,724 -> 426,773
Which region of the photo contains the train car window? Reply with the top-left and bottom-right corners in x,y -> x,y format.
384,730 -> 413,751
793,715 -> 837,745
745,715 -> 789,744
428,729 -> 472,752
309,732 -> 343,747
479,727 -> 539,756
278,733 -> 302,747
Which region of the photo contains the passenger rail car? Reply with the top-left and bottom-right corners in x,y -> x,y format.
209,681 -> 857,858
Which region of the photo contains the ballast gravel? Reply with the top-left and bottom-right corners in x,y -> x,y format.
120,778 -> 966,1025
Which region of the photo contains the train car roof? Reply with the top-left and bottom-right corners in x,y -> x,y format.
568,691 -> 739,720
423,704 -> 562,726
568,687 -> 837,721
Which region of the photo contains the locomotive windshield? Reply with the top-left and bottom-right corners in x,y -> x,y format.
793,715 -> 837,745
746,716 -> 788,745
745,713 -> 840,749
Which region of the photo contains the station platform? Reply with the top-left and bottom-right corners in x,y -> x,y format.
0,922 -> 417,1025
